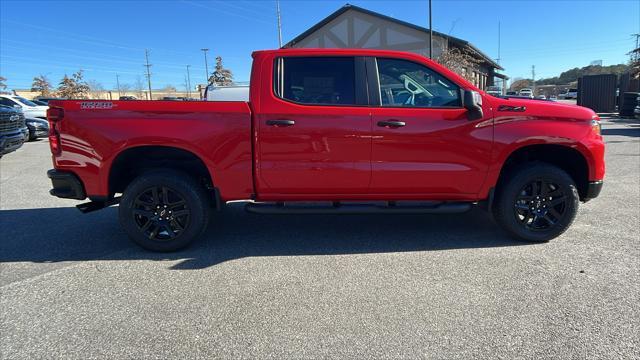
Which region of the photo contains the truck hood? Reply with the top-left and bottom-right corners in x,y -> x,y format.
489,97 -> 597,122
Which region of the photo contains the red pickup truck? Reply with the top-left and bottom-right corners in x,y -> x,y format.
46,48 -> 605,251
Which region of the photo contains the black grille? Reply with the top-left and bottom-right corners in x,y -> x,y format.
0,112 -> 26,132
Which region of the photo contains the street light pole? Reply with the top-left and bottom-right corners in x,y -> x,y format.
428,0 -> 433,59
116,73 -> 121,97
201,48 -> 210,83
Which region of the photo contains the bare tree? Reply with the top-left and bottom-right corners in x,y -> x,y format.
162,84 -> 177,92
435,47 -> 481,83
119,83 -> 131,95
209,56 -> 234,85
57,70 -> 90,99
87,80 -> 104,92
31,75 -> 53,97
134,76 -> 145,99
0,76 -> 7,90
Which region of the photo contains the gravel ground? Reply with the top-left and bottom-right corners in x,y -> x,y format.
1,118 -> 638,359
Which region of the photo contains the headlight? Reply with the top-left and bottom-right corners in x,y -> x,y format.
26,119 -> 48,127
590,116 -> 601,136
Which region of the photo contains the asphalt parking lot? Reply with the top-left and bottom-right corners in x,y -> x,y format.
1,118 -> 639,359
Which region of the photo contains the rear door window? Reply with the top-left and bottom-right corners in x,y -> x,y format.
275,57 -> 357,106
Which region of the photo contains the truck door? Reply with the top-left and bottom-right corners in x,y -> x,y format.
255,56 -> 372,197
368,57 -> 493,197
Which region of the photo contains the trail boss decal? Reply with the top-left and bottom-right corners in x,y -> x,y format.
80,102 -> 114,109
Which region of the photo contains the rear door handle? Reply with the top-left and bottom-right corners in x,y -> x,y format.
377,120 -> 406,128
266,119 -> 295,127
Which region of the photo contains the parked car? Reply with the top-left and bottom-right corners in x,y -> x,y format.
46,48 -> 605,252
485,86 -> 502,97
0,94 -> 48,119
30,99 -> 48,106
549,96 -> 558,101
506,91 -> 518,96
0,105 -> 27,157
563,88 -> 578,100
25,117 -> 49,141
537,95 -> 546,100
518,88 -> 534,98
119,96 -> 137,100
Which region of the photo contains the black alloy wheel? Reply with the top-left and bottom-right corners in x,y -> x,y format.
494,162 -> 579,242
133,186 -> 191,241
119,170 -> 211,252
514,179 -> 567,231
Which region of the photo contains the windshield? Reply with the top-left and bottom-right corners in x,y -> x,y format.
16,97 -> 38,107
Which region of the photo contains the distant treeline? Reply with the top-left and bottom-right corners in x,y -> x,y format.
536,64 -> 629,85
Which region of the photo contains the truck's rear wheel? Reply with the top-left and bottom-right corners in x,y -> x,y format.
494,163 -> 579,242
119,170 -> 210,252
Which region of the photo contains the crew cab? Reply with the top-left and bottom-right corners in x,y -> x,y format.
46,49 -> 605,251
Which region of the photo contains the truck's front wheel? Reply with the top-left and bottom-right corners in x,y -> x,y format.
494,163 -> 580,242
119,170 -> 210,252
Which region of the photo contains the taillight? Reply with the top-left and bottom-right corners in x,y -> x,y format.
47,107 -> 64,155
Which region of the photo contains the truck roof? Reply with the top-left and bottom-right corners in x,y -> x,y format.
252,48 -> 478,91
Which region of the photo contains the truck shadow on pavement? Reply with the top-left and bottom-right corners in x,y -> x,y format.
0,204 -> 530,269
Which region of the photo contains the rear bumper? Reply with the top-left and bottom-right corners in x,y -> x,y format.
583,180 -> 603,202
47,169 -> 87,200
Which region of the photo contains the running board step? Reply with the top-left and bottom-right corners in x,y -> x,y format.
245,201 -> 472,215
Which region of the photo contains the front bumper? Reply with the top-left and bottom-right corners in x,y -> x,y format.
26,119 -> 49,138
0,131 -> 25,155
584,180 -> 603,202
47,169 -> 87,200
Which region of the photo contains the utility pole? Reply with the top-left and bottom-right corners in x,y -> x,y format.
186,65 -> 192,98
201,48 -> 210,84
428,0 -> 433,59
144,49 -> 153,100
116,73 -> 121,97
497,21 -> 501,65
276,0 -> 283,47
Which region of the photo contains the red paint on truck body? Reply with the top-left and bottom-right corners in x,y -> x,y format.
48,48 -> 605,203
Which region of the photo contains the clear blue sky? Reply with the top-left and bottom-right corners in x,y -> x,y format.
1,0 -> 638,91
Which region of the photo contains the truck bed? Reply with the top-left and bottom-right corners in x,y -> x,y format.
48,100 -> 254,200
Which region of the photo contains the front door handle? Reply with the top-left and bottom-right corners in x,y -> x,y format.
266,119 -> 296,127
377,120 -> 406,128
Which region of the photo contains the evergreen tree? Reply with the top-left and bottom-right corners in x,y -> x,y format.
210,56 -> 234,86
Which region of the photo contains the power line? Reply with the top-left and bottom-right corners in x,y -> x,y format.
144,49 -> 153,99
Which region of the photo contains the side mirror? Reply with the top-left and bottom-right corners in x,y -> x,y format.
462,90 -> 483,120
